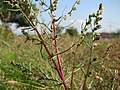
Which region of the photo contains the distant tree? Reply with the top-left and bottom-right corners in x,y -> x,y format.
66,27 -> 78,36
0,0 -> 37,27
116,29 -> 120,34
115,28 -> 120,38
56,26 -> 64,35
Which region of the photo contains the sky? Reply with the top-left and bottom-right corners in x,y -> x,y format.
53,0 -> 120,33
3,0 -> 120,35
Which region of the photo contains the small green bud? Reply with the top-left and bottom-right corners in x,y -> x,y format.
53,0 -> 59,7
76,0 -> 80,4
96,16 -> 102,21
81,30 -> 83,33
84,28 -> 88,31
93,57 -> 97,61
93,24 -> 102,31
93,27 -> 97,31
90,13 -> 96,17
97,10 -> 103,16
40,2 -> 44,6
99,3 -> 104,11
96,24 -> 102,29
72,7 -> 77,11
68,11 -> 72,16
88,72 -> 92,77
86,21 -> 91,25
94,36 -> 100,41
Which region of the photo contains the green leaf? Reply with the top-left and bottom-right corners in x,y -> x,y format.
7,9 -> 20,12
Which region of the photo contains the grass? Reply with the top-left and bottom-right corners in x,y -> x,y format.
1,1 -> 119,89
0,34 -> 120,90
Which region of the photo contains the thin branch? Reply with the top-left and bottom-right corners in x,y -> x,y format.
56,43 -> 75,56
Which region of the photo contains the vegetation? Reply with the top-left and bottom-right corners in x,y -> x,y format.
1,33 -> 120,90
66,27 -> 78,36
0,25 -> 14,41
0,0 -> 37,27
0,0 -> 120,90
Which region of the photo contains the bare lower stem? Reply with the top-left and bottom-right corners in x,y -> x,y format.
52,24 -> 68,90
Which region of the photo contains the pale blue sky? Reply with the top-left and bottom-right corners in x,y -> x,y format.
35,0 -> 120,33
60,0 -> 119,32
7,0 -> 120,35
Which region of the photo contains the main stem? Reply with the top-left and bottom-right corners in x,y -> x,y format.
50,0 -> 68,89
53,24 -> 68,90
18,0 -> 68,89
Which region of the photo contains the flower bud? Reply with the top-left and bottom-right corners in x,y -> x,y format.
99,3 -> 104,11
76,0 -> 80,4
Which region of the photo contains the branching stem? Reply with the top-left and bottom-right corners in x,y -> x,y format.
18,0 -> 68,90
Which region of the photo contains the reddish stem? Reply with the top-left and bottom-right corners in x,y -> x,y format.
53,25 -> 68,90
53,25 -> 64,76
49,0 -> 68,89
18,0 -> 68,89
70,68 -> 74,88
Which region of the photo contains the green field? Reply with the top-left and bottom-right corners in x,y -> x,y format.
0,0 -> 120,90
0,32 -> 120,90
